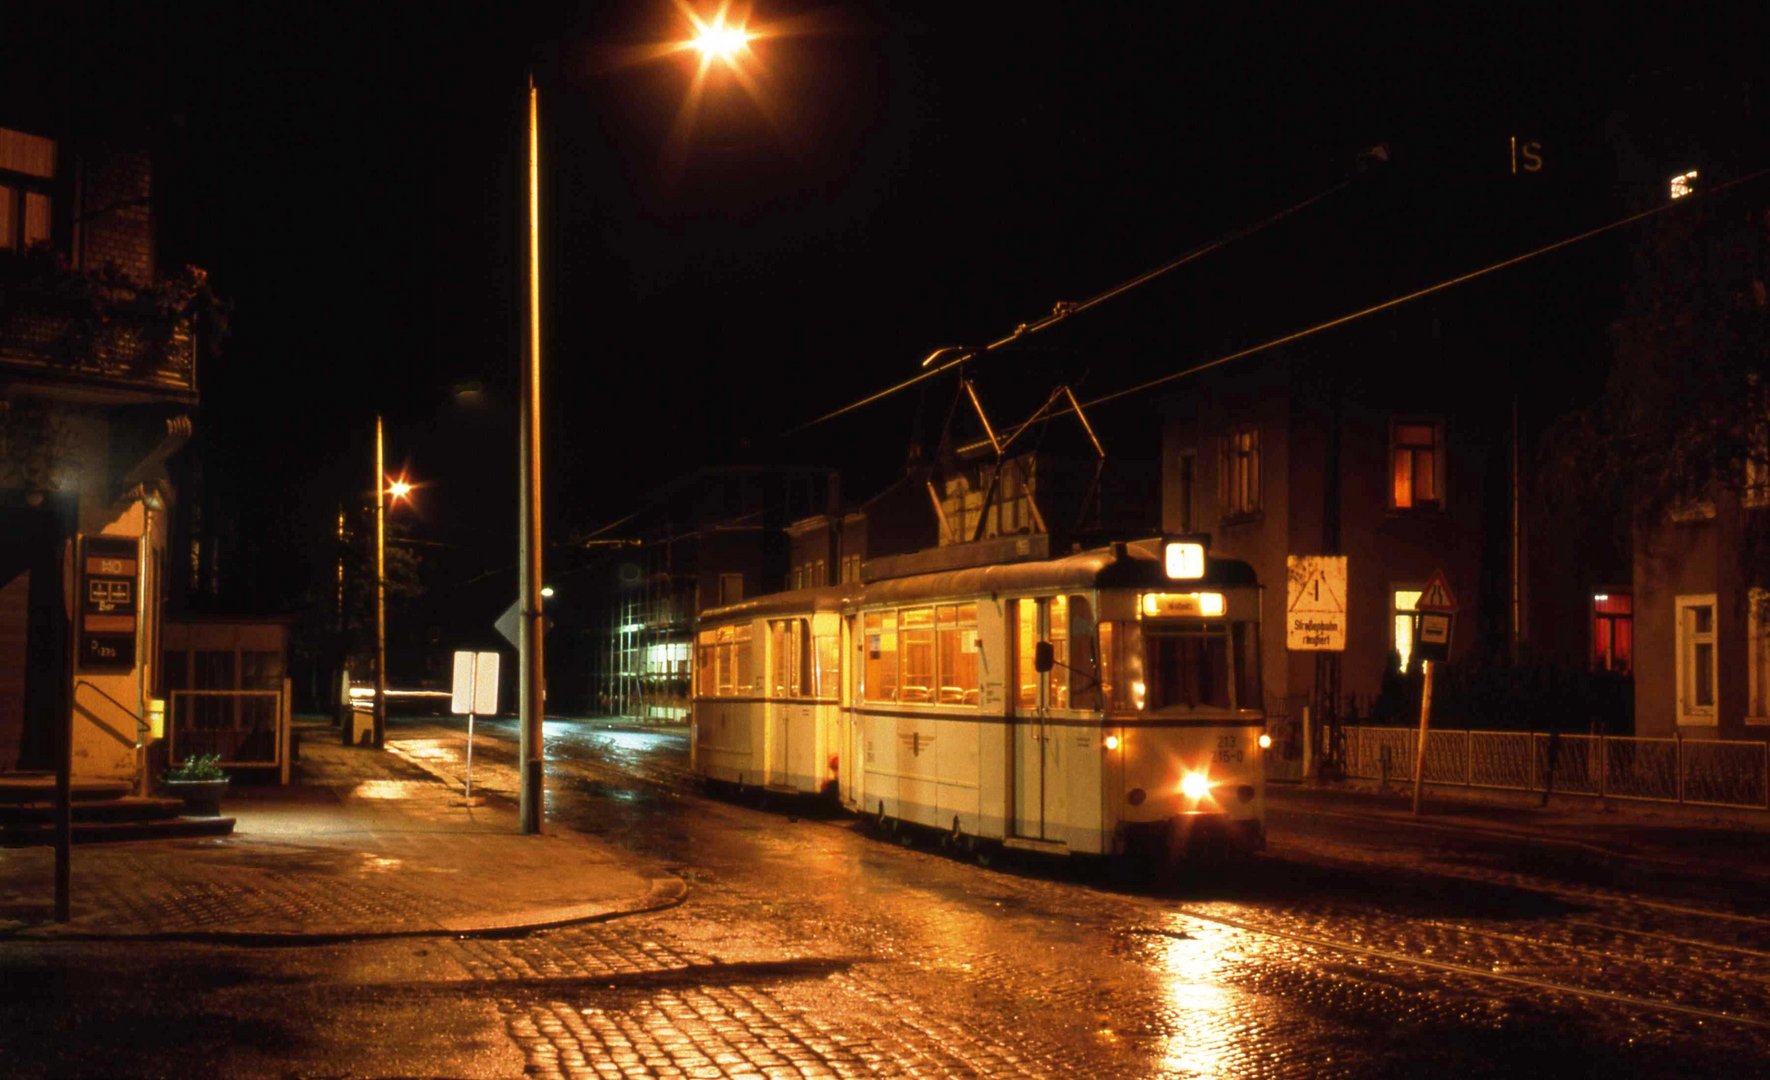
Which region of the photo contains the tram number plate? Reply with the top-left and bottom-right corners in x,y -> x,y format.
1213,734 -> 1244,765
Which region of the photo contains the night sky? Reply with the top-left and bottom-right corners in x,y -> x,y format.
14,2 -> 1763,626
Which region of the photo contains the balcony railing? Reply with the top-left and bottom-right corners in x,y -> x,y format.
1,291 -> 198,400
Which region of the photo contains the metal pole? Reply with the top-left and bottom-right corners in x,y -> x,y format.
518,72 -> 546,834
55,534 -> 72,922
374,413 -> 387,751
1412,658 -> 1434,815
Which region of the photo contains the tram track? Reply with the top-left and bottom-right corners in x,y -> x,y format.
1124,909 -> 1770,1032
405,720 -> 1770,1041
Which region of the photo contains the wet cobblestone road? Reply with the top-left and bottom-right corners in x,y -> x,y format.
398,718 -> 1770,1078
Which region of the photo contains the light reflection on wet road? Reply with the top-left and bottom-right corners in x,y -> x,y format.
394,716 -> 1770,1078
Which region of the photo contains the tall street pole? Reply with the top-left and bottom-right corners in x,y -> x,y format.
374,413 -> 387,750
518,72 -> 546,834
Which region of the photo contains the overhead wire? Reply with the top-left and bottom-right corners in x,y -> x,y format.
785,172 -> 1363,434
947,163 -> 1770,455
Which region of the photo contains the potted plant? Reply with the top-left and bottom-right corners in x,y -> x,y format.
163,753 -> 229,817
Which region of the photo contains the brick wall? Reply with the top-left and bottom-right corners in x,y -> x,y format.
78,148 -> 153,286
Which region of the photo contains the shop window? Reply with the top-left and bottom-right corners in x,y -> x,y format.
1391,420 -> 1443,510
1221,426 -> 1260,518
1675,594 -> 1717,724
1591,593 -> 1633,675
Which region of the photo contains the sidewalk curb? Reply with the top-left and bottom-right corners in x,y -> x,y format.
1,876 -> 689,946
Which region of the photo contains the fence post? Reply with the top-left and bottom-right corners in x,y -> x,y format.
1763,740 -> 1769,810
1530,732 -> 1538,793
1676,730 -> 1684,804
1599,734 -> 1607,801
1465,730 -> 1473,787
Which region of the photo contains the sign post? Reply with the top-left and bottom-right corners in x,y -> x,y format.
1411,570 -> 1458,815
450,650 -> 501,805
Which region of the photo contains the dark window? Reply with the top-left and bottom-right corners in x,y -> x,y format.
1221,427 -> 1259,517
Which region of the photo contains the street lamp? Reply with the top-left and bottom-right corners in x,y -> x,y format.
516,12 -> 761,833
374,414 -> 413,751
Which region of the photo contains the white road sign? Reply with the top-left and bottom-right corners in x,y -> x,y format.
450,650 -> 501,716
1287,554 -> 1348,651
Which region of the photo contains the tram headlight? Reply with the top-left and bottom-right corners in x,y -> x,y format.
1258,733 -> 1272,750
1180,772 -> 1210,801
1104,734 -> 1121,751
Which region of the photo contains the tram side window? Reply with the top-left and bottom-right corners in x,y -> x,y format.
1067,595 -> 1097,710
1015,601 -> 1039,710
863,611 -> 899,703
769,618 -> 809,698
732,625 -> 753,695
813,633 -> 839,699
696,631 -> 715,696
899,607 -> 935,702
936,603 -> 979,704
1048,596 -> 1070,708
1100,621 -> 1147,711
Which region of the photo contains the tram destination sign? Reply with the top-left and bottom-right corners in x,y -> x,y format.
78,535 -> 138,673
1286,554 -> 1347,652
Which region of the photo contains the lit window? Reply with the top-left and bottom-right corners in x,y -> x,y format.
935,603 -> 979,705
1221,426 -> 1260,518
1592,593 -> 1633,675
0,127 -> 56,251
1391,420 -> 1442,509
769,618 -> 809,698
862,611 -> 898,703
1675,594 -> 1717,723
1393,588 -> 1423,674
1669,169 -> 1698,200
899,607 -> 935,702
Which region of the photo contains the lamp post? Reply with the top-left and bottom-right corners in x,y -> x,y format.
516,14 -> 754,833
373,414 -> 412,751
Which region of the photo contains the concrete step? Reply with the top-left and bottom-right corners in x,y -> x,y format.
0,775 -> 134,805
0,815 -> 236,846
0,796 -> 186,825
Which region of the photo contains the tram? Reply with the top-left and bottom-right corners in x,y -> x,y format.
691,585 -> 847,797
691,537 -> 1268,861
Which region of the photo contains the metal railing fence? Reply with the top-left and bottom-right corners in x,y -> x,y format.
1311,726 -> 1770,811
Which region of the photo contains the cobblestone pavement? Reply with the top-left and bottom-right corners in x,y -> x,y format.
0,720 -> 676,940
384,718 -> 1770,1079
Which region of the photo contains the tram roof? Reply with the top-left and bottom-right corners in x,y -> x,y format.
695,541 -> 1259,627
858,540 -> 1257,606
698,583 -> 851,624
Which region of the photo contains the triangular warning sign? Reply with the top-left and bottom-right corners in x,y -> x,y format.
1417,570 -> 1458,613
1288,564 -> 1344,614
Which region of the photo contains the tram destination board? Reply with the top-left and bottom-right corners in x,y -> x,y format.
79,535 -> 137,672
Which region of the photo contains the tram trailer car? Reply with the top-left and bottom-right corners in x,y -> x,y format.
692,586 -> 847,798
842,538 -> 1266,861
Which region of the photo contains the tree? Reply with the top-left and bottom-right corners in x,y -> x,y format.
1549,185 -> 1770,584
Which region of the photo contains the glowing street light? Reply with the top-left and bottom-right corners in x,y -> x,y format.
691,17 -> 750,63
373,416 -> 414,751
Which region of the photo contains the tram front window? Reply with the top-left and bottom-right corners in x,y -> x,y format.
1145,626 -> 1233,709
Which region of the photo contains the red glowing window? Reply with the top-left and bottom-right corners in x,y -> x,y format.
1592,593 -> 1632,675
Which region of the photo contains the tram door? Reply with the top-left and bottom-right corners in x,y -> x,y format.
1010,597 -> 1067,841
